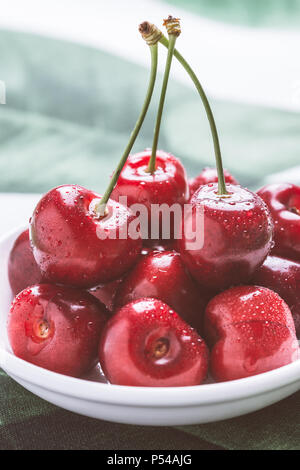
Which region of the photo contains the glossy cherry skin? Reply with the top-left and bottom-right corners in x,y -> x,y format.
89,278 -> 124,313
8,229 -> 43,296
252,256 -> 300,337
8,284 -> 107,377
99,298 -> 209,387
111,150 -> 189,240
178,183 -> 273,291
141,238 -> 177,255
257,183 -> 300,261
116,250 -> 206,332
189,167 -> 238,198
30,185 -> 142,288
89,242 -> 177,313
205,286 -> 299,382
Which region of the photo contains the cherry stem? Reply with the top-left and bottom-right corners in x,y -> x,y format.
147,33 -> 177,174
159,35 -> 228,195
95,43 -> 158,216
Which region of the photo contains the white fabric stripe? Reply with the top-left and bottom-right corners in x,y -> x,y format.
0,0 -> 299,112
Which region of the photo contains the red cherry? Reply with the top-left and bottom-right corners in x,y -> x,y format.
189,167 -> 238,198
89,277 -> 123,313
99,298 -> 209,387
30,185 -> 142,288
111,150 -> 189,239
178,183 -> 273,291
116,250 -> 206,332
8,284 -> 107,377
252,255 -> 300,337
205,286 -> 299,382
257,183 -> 300,261
8,229 -> 43,296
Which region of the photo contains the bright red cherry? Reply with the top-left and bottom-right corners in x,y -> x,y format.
8,284 -> 107,377
99,298 -> 209,387
178,183 -> 273,291
252,255 -> 300,337
8,229 -> 43,296
111,150 -> 189,239
30,185 -> 142,288
189,167 -> 238,198
257,183 -> 300,261
116,250 -> 206,332
205,286 -> 299,382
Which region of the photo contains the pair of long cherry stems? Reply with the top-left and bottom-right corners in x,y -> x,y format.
96,17 -> 227,217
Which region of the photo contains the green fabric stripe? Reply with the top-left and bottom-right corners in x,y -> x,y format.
0,371 -> 223,450
0,372 -> 56,427
1,29 -> 300,195
1,369 -> 299,450
163,0 -> 300,29
179,392 -> 300,450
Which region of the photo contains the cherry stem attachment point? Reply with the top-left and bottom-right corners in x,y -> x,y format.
147,17 -> 180,174
95,42 -> 158,217
158,33 -> 227,195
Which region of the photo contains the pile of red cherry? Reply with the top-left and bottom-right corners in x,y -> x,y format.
7,172 -> 300,386
6,17 -> 300,387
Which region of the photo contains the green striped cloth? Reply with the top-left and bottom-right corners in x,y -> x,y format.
1,2 -> 300,449
166,0 -> 300,28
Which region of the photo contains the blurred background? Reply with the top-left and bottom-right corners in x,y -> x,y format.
0,0 -> 300,231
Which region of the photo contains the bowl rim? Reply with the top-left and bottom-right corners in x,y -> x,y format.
1,225 -> 300,408
2,350 -> 300,407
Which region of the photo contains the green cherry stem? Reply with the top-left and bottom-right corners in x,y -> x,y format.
159,33 -> 227,195
95,42 -> 158,217
147,17 -> 180,174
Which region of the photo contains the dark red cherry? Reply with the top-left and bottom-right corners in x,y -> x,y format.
30,185 -> 142,288
8,284 -> 107,377
8,229 -> 43,296
189,167 -> 238,198
205,286 -> 299,382
116,250 -> 206,332
88,277 -> 123,313
141,238 -> 177,256
111,150 -> 189,239
178,183 -> 273,291
257,183 -> 300,261
99,298 -> 209,387
252,255 -> 300,337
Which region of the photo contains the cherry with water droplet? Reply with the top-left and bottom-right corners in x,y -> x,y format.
99,297 -> 209,386
30,185 -> 142,288
178,184 -> 274,291
116,249 -> 207,332
8,284 -> 107,377
252,255 -> 300,337
189,167 -> 238,198
204,285 -> 299,382
257,183 -> 300,261
111,149 -> 189,240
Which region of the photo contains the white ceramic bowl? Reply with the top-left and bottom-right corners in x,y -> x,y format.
1,226 -> 299,426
